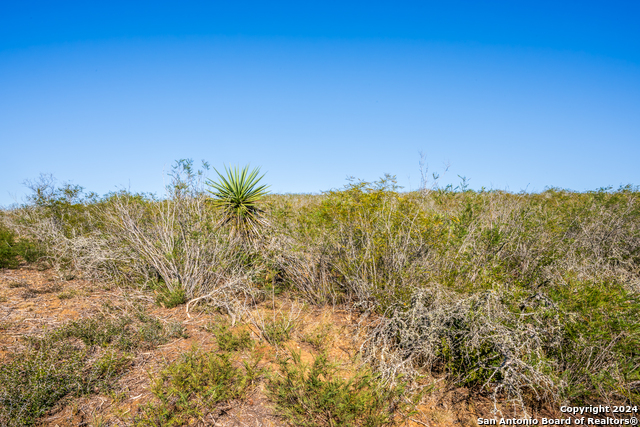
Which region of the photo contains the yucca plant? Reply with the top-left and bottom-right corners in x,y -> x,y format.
205,165 -> 270,239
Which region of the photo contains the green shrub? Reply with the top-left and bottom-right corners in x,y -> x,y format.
268,350 -> 413,427
134,348 -> 261,426
0,341 -> 86,426
208,323 -> 253,352
50,313 -> 168,351
89,349 -> 133,389
155,286 -> 187,308
0,224 -> 41,269
0,322 -> 141,426
262,317 -> 294,344
549,281 -> 640,404
302,323 -> 332,352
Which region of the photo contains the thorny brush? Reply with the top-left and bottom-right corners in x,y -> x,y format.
2,169 -> 639,414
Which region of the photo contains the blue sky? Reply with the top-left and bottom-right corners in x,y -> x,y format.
1,1 -> 639,205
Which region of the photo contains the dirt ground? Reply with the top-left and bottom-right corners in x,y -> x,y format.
1,267 -> 566,427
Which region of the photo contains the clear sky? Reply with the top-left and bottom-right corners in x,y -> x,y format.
1,1 -> 639,205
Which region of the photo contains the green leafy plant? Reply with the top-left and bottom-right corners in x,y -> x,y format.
206,165 -> 270,239
0,224 -> 41,269
155,286 -> 187,308
57,289 -> 77,300
0,311 -> 172,426
207,323 -> 253,352
261,317 -> 295,345
133,347 -> 262,426
268,350 -> 413,427
47,312 -> 170,352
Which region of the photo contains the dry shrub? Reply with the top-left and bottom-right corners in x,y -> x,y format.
265,176 -> 434,311
4,170 -> 639,410
103,193 -> 241,297
36,215 -> 125,279
261,183 -> 639,408
100,191 -> 264,321
264,233 -> 339,305
363,286 -> 562,414
1,187 -> 127,281
5,165 -> 263,318
559,190 -> 640,288
247,300 -> 303,345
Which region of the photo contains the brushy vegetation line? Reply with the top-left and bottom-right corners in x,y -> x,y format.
1,160 -> 639,423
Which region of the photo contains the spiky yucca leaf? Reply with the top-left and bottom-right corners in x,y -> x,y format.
205,165 -> 270,238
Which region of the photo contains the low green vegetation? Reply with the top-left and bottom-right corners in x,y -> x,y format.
0,309 -> 173,426
268,350 -> 414,427
166,320 -> 189,339
49,312 -> 170,351
155,286 -> 187,308
133,347 -> 262,426
57,289 -> 77,299
208,323 -> 253,352
259,316 -> 296,345
0,223 -> 40,269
